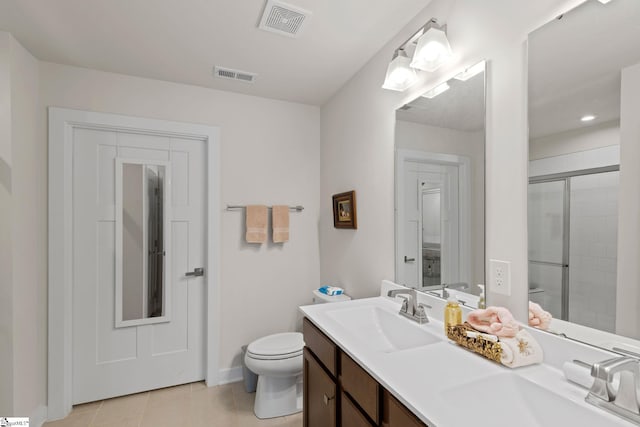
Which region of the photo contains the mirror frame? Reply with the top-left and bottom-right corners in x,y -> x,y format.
115,158 -> 172,328
393,60 -> 488,307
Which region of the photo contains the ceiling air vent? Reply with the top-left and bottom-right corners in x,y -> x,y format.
213,66 -> 258,84
258,0 -> 311,38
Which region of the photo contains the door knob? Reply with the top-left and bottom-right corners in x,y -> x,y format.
185,267 -> 204,277
404,256 -> 416,263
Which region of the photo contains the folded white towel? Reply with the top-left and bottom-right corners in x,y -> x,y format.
500,329 -> 544,368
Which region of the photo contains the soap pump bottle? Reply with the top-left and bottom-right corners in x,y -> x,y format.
477,284 -> 486,309
444,296 -> 462,335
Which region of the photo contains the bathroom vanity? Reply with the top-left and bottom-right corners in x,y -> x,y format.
303,317 -> 425,427
299,282 -> 637,427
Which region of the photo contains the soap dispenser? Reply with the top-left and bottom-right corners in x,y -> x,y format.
444,296 -> 462,335
477,284 -> 486,309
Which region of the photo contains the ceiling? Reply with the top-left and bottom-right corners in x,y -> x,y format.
396,69 -> 485,132
0,0 -> 431,106
528,0 -> 640,139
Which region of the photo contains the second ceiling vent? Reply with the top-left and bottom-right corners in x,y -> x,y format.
258,0 -> 311,38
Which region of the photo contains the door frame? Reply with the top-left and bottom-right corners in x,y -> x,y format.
395,149 -> 471,287
48,107 -> 221,420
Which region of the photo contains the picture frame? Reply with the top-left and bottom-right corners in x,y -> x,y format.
332,191 -> 357,229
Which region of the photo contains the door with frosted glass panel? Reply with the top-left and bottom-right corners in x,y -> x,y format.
528,180 -> 568,320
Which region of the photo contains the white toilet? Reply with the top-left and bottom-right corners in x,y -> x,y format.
244,332 -> 305,419
244,289 -> 351,419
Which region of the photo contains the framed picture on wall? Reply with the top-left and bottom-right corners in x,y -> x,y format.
332,191 -> 357,229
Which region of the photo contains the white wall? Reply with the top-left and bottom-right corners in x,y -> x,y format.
38,61 -> 321,373
0,31 -> 14,417
616,62 -> 640,337
0,32 -> 45,420
395,120 -> 484,285
319,0 -> 585,319
530,121 -> 620,160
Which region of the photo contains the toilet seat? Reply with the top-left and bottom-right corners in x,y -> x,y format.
246,332 -> 304,360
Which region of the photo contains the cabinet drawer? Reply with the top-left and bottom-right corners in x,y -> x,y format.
341,391 -> 375,427
303,318 -> 337,377
382,390 -> 428,427
304,348 -> 337,427
340,352 -> 380,424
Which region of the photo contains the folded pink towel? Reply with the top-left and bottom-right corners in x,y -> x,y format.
466,306 -> 520,338
528,301 -> 552,330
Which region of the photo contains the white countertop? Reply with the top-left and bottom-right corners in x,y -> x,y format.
299,294 -> 633,427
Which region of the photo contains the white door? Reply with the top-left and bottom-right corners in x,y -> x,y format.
72,128 -> 206,404
397,159 -> 461,288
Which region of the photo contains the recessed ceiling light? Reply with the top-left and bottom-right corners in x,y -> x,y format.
581,114 -> 596,122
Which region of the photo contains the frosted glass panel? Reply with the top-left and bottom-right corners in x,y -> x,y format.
568,171 -> 618,333
528,181 -> 564,264
529,263 -> 562,320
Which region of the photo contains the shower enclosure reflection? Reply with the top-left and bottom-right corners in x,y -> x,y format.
116,159 -> 171,327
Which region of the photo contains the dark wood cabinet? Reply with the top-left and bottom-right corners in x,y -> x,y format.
382,390 -> 426,427
341,391 -> 375,427
303,347 -> 337,427
303,317 -> 428,427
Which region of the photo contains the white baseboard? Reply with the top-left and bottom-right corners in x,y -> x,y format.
218,366 -> 243,385
30,404 -> 48,427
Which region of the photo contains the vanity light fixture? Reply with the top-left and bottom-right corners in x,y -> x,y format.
381,18 -> 453,91
382,49 -> 418,91
597,0 -> 613,4
454,61 -> 486,81
422,82 -> 450,99
410,20 -> 453,72
581,114 -> 596,122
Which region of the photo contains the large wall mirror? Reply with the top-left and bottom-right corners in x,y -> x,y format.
395,61 -> 486,308
528,0 -> 640,350
115,158 -> 172,327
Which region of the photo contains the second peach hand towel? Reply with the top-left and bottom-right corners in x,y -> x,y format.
272,205 -> 290,243
246,205 -> 268,243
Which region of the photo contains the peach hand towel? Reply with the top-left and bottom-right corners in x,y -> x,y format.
272,205 -> 290,243
246,205 -> 268,243
500,329 -> 544,368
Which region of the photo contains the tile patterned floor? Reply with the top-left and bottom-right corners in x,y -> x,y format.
43,381 -> 302,427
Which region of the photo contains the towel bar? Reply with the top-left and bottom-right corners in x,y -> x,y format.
226,204 -> 304,212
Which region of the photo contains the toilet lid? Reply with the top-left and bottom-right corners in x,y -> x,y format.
247,332 -> 304,359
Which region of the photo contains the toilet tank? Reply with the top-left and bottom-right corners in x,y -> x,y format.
312,289 -> 351,304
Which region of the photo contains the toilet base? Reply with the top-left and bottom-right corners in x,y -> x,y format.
254,374 -> 303,419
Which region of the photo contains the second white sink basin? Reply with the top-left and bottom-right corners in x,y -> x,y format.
324,305 -> 441,353
441,373 -> 622,427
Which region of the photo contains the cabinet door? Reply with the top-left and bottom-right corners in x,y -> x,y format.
304,348 -> 336,427
341,391 -> 375,427
382,390 -> 428,427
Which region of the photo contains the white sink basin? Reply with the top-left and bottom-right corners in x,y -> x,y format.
442,373 -> 620,427
324,305 -> 441,353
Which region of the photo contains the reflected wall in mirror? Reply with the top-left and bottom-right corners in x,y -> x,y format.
395,61 -> 486,308
528,0 -> 640,347
116,159 -> 171,327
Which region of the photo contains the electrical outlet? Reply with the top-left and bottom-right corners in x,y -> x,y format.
490,259 -> 511,296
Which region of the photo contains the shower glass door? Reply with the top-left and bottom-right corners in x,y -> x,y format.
528,179 -> 567,320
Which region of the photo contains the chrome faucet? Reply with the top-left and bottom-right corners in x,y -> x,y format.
442,282 -> 469,299
387,288 -> 430,324
586,356 -> 640,424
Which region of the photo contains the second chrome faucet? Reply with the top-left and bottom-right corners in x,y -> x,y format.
387,288 -> 430,324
